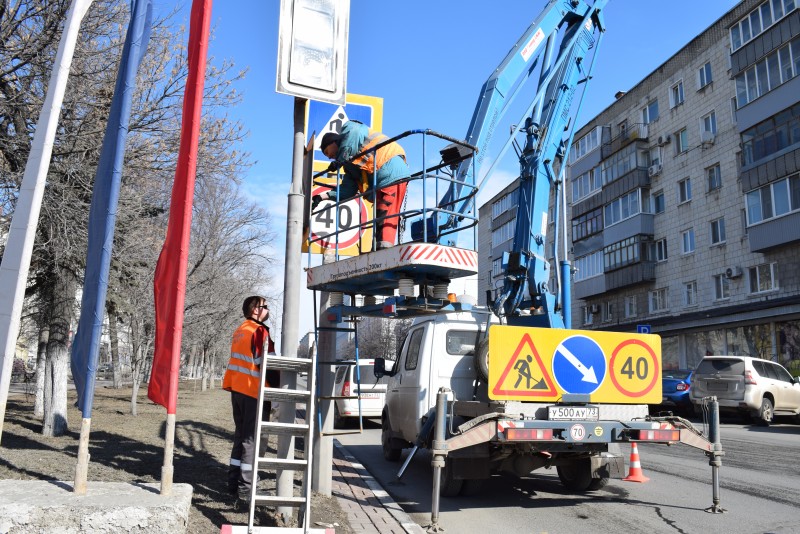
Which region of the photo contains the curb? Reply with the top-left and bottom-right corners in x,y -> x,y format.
332,440 -> 425,534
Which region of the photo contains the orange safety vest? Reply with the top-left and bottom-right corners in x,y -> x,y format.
351,131 -> 407,192
222,319 -> 273,398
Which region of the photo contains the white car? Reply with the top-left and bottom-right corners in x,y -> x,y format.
333,359 -> 390,428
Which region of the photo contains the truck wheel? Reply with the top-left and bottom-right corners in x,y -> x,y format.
382,414 -> 402,461
440,457 -> 463,497
556,458 -> 593,492
587,476 -> 610,491
756,397 -> 773,426
474,339 -> 490,382
460,478 -> 484,496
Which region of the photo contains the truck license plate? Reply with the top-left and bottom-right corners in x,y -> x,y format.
548,406 -> 599,421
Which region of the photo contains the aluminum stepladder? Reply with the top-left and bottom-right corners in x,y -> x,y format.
245,353 -> 317,533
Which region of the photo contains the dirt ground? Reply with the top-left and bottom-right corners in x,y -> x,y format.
0,382 -> 353,533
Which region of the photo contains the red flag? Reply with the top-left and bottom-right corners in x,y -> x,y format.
148,0 -> 213,413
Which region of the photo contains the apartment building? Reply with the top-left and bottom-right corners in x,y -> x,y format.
479,0 -> 800,370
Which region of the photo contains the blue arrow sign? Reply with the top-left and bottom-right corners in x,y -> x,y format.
307,100 -> 375,161
552,335 -> 607,395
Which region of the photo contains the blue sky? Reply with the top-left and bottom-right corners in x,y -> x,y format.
164,0 -> 740,349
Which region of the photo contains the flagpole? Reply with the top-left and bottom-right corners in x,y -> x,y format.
0,0 -> 94,447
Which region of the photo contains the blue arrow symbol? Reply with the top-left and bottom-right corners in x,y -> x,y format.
557,343 -> 598,384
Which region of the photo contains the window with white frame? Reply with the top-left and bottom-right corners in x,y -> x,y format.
670,80 -> 685,108
749,262 -> 778,293
676,128 -> 688,153
698,62 -> 713,89
681,228 -> 695,254
570,127 -> 601,163
730,0 -> 796,52
649,146 -> 661,167
624,296 -> 637,318
710,217 -> 726,244
572,167 -> 601,202
604,189 -> 641,227
603,301 -> 614,322
701,111 -> 717,136
492,190 -> 518,219
745,173 -> 800,225
583,306 -> 594,325
734,34 -> 800,107
642,100 -> 659,124
649,287 -> 668,313
684,281 -> 698,307
574,251 -> 603,281
652,190 -> 665,214
491,219 -> 515,247
741,104 -> 800,166
491,258 -> 503,278
649,238 -> 668,262
714,274 -> 731,300
678,177 -> 692,203
707,164 -> 722,191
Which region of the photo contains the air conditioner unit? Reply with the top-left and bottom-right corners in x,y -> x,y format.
648,163 -> 662,177
725,266 -> 743,279
589,304 -> 600,314
657,134 -> 671,146
701,131 -> 716,145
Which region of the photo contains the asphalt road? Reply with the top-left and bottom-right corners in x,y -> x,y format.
336,416 -> 800,534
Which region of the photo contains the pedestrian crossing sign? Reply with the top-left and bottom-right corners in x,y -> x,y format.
306,93 -> 383,162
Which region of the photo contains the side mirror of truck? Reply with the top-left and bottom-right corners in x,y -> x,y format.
374,358 -> 393,379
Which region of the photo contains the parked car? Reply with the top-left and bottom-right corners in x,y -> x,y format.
690,356 -> 800,425
652,369 -> 693,415
332,359 -> 391,428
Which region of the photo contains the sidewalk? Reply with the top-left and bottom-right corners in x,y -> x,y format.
331,441 -> 425,534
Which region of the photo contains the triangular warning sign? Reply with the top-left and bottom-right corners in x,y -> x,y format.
313,105 -> 349,152
492,333 -> 557,398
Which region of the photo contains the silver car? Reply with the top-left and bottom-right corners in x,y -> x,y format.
690,356 -> 800,425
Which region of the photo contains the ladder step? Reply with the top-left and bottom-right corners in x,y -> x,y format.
253,495 -> 307,507
257,458 -> 308,470
262,387 -> 311,403
260,421 -> 310,436
264,356 -> 313,373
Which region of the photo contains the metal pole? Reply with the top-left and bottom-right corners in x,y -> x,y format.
705,396 -> 726,514
276,97 -> 306,519
427,388 -> 449,533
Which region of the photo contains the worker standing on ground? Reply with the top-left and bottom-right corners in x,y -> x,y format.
315,120 -> 409,249
222,296 -> 277,502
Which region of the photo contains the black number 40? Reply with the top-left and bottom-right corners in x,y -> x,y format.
621,356 -> 648,379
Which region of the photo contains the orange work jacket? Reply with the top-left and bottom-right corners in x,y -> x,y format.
222,319 -> 273,398
351,131 -> 407,192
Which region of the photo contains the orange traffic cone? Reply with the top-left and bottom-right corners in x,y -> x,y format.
623,442 -> 650,483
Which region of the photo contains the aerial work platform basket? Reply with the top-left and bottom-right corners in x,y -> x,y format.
305,129 -> 479,318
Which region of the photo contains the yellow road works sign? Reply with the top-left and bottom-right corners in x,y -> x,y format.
488,326 -> 661,403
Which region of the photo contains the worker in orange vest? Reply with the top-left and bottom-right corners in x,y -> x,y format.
315,120 -> 409,250
222,295 -> 277,501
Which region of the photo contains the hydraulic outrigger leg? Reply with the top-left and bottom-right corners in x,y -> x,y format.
426,389 -> 450,533
705,396 -> 726,514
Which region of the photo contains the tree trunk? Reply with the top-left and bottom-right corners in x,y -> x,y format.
200,345 -> 208,391
34,326 -> 49,417
130,345 -> 142,416
108,303 -> 122,388
42,266 -> 77,436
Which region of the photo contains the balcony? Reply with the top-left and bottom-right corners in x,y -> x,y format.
605,261 -> 656,291
601,123 -> 649,160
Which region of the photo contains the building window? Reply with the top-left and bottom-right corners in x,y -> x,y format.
572,207 -> 603,242
652,190 -> 665,214
681,228 -> 695,254
684,281 -> 698,307
492,190 -> 518,219
491,219 -> 515,247
707,164 -> 722,191
624,296 -> 637,318
583,306 -> 594,325
649,238 -> 668,262
710,217 -> 726,245
572,167 -> 601,202
676,128 -> 688,154
649,288 -> 668,313
649,146 -> 661,167
678,177 -> 692,204
491,258 -> 503,278
604,189 -> 644,227
701,111 -> 717,136
603,235 -> 646,272
698,62 -> 713,89
642,99 -> 659,124
601,143 -> 645,185
714,274 -> 731,300
741,103 -> 800,166
570,127 -> 601,163
603,302 -> 614,322
746,173 -> 800,225
670,80 -> 685,108
574,251 -> 603,281
730,0 -> 795,52
749,262 -> 778,293
734,35 -> 800,107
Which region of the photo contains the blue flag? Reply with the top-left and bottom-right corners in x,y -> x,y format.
70,0 -> 153,417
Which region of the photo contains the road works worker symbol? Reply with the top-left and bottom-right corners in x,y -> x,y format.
552,335 -> 606,395
491,333 -> 557,399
